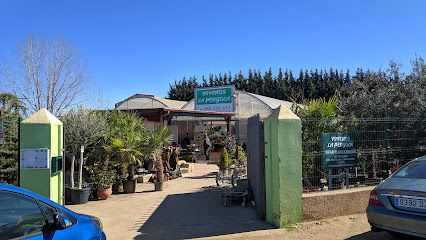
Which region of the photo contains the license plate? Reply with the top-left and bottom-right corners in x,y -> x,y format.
395,197 -> 426,209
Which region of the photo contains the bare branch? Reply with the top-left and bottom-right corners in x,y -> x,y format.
0,33 -> 91,115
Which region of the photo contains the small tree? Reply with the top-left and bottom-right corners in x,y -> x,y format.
292,95 -> 342,175
0,93 -> 26,185
61,106 -> 107,188
144,125 -> 173,182
0,33 -> 91,115
232,146 -> 247,165
218,148 -> 229,169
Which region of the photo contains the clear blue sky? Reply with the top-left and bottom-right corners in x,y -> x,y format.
1,0 -> 425,108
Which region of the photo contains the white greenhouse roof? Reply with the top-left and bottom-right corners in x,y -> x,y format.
243,91 -> 293,110
115,94 -> 187,110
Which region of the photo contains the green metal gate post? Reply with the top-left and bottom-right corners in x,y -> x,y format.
264,104 -> 302,227
20,108 -> 64,204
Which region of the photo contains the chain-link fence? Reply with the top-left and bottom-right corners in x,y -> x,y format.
302,118 -> 426,192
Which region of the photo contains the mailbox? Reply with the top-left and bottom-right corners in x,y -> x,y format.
51,156 -> 63,174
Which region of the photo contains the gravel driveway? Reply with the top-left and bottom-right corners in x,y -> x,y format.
67,163 -> 397,240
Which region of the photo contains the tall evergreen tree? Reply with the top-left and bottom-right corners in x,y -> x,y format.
0,93 -> 26,185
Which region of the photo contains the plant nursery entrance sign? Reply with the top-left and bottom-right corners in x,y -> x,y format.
322,133 -> 357,168
195,85 -> 234,112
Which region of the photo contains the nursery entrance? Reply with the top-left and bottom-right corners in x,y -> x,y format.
122,107 -> 237,166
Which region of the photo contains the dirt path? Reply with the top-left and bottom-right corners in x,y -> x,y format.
67,163 -> 396,240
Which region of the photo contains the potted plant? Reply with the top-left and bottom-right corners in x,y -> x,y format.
104,112 -> 146,193
145,125 -> 173,191
60,106 -> 107,204
218,147 -> 230,173
105,131 -> 143,193
86,163 -> 118,200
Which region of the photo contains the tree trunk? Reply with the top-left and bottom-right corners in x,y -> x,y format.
79,150 -> 83,189
128,164 -> 135,180
70,153 -> 75,188
157,156 -> 164,182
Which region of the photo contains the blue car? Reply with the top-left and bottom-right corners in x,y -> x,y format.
0,183 -> 106,240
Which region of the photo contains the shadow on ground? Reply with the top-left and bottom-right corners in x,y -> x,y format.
183,172 -> 217,180
346,230 -> 406,240
134,187 -> 274,239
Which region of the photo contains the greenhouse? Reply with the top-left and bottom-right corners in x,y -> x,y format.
115,90 -> 294,144
182,90 -> 293,143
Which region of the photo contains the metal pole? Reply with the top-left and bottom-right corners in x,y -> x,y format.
345,168 -> 349,188
385,121 -> 389,167
62,126 -> 65,206
17,117 -> 22,187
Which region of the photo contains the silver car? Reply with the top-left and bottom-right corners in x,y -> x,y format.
367,155 -> 426,238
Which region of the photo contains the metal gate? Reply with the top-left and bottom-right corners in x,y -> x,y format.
247,114 -> 265,219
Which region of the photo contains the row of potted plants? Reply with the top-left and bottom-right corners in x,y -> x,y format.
62,107 -> 173,204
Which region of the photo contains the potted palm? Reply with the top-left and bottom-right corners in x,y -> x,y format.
104,112 -> 146,193
144,125 -> 173,191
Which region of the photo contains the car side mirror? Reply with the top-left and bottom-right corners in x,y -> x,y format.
53,212 -> 72,230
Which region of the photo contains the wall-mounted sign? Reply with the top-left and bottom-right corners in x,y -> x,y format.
195,85 -> 234,112
20,148 -> 50,169
322,133 -> 357,168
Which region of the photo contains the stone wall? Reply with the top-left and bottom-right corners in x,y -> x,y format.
302,186 -> 375,221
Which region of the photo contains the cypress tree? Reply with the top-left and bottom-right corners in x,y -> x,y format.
0,93 -> 26,186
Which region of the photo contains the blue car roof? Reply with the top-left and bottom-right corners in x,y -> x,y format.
0,183 -> 72,212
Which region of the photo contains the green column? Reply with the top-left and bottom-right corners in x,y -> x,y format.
264,104 -> 302,227
20,108 -> 63,204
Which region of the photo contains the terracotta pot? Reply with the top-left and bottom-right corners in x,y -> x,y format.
97,188 -> 112,200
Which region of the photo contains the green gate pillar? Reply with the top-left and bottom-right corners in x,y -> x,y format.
264,104 -> 302,227
20,108 -> 64,204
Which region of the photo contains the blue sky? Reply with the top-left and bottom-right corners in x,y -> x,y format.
1,1 -> 425,108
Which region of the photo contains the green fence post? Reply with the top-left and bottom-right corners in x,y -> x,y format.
20,108 -> 64,204
264,104 -> 302,227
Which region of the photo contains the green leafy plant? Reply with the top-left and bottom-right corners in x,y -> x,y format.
218,148 -> 229,169
223,136 -> 236,160
86,163 -> 118,189
60,105 -> 107,189
104,111 -> 146,180
232,146 -> 247,166
145,125 -> 173,182
0,93 -> 26,186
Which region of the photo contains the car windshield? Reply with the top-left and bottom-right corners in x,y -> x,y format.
393,161 -> 426,179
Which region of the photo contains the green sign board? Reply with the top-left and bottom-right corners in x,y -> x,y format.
322,133 -> 357,168
194,85 -> 234,112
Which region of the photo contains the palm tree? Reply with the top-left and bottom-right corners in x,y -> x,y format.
143,125 -> 173,182
104,119 -> 144,180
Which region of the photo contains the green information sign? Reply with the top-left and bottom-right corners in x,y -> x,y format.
194,85 -> 234,112
322,133 -> 357,168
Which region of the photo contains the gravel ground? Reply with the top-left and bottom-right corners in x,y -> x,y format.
67,163 -> 397,240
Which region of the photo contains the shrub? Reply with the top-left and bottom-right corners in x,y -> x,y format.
218,148 -> 229,169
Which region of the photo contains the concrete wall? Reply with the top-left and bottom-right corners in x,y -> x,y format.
302,186 -> 374,221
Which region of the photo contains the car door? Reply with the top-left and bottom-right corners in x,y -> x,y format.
0,190 -> 71,240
